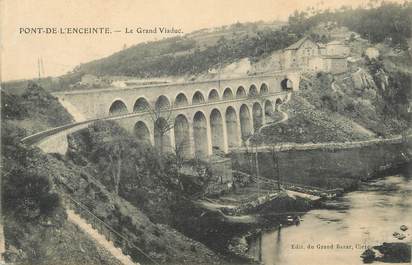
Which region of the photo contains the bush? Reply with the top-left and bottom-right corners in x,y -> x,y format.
3,170 -> 60,220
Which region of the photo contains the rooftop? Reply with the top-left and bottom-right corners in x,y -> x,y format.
285,36 -> 320,50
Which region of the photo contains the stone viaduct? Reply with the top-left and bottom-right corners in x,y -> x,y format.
50,71 -> 300,158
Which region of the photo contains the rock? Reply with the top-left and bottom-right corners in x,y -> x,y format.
360,248 -> 376,263
400,225 -> 408,231
373,242 -> 411,263
393,232 -> 406,240
396,234 -> 406,240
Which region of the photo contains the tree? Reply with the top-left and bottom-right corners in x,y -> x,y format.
3,169 -> 60,220
249,132 -> 265,196
96,136 -> 130,194
171,140 -> 190,191
267,143 -> 285,191
146,100 -> 174,155
189,157 -> 213,198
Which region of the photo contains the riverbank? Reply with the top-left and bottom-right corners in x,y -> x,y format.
233,135 -> 411,191
244,166 -> 412,265
190,161 -> 412,263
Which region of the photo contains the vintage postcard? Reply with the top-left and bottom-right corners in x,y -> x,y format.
0,0 -> 411,264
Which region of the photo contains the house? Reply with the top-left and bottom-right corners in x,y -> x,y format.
283,37 -> 349,74
326,40 -> 350,57
321,56 -> 348,74
80,74 -> 100,86
283,36 -> 323,71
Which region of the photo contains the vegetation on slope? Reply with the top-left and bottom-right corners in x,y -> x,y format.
289,1 -> 412,49
73,2 -> 411,80
1,83 -> 124,265
1,82 -> 73,135
66,120 -> 215,224
1,84 -> 226,264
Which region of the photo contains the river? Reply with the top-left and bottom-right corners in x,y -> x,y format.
247,169 -> 412,265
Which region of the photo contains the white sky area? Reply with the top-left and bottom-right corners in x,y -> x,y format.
0,0 -> 405,81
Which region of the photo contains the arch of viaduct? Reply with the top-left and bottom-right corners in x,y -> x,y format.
54,72 -> 300,158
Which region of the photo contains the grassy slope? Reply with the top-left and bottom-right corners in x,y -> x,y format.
4,215 -> 124,265
1,84 -> 225,265
1,83 -> 74,135
30,149 -> 224,265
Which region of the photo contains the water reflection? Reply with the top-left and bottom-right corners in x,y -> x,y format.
247,173 -> 412,265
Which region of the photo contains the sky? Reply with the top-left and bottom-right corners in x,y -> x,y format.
0,0 -> 404,81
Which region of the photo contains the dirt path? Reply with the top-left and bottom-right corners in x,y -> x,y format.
67,210 -> 138,265
257,92 -> 291,133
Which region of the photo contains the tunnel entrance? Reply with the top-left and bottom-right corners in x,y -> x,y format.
281,78 -> 293,91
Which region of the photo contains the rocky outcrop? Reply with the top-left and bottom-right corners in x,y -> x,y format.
352,68 -> 376,90
361,243 -> 411,263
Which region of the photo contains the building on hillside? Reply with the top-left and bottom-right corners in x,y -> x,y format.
326,40 -> 350,57
282,36 -> 323,71
80,74 -> 100,86
282,36 -> 349,74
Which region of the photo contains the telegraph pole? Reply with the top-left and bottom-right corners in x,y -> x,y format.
255,143 -> 260,198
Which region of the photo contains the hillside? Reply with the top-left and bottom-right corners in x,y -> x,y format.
261,94 -> 373,144
1,84 -> 228,265
70,2 -> 412,83
1,82 -> 74,135
76,21 -> 290,79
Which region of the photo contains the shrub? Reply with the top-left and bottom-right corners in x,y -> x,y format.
3,170 -> 60,220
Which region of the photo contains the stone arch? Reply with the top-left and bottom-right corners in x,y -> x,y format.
193,111 -> 208,158
154,117 -> 171,153
109,99 -> 128,115
239,104 -> 252,140
175,93 -> 188,107
192,91 -> 205,105
275,98 -> 283,111
281,78 -> 293,91
252,102 -> 263,131
249,84 -> 258,97
236,86 -> 246,98
155,95 -> 171,111
174,114 -> 191,158
210,109 -> 225,153
260,83 -> 269,95
133,97 -> 150,112
208,89 -> 219,101
134,121 -> 151,144
264,100 -> 274,117
223,87 -> 234,99
225,106 -> 239,148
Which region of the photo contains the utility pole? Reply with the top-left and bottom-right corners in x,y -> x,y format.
255,143 -> 260,198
